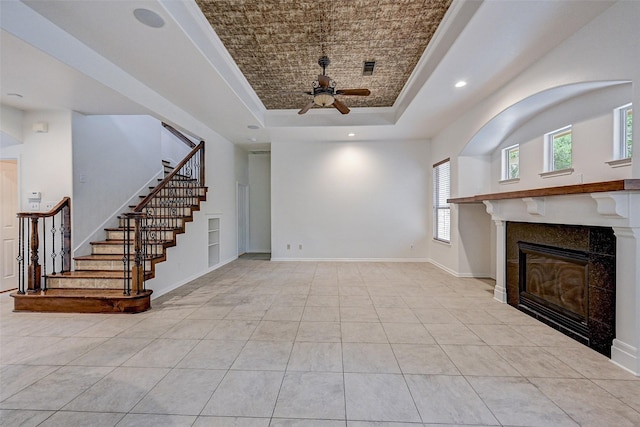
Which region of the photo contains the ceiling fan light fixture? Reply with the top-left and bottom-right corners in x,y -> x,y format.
314,93 -> 335,107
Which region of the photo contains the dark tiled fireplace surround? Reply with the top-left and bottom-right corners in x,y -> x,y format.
506,222 -> 616,356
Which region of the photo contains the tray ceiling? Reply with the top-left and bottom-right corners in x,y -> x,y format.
196,0 -> 452,111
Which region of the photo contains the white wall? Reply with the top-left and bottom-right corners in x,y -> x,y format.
72,114 -> 164,252
0,104 -> 24,149
489,84 -> 633,192
248,152 -> 271,253
271,139 -> 429,261
428,1 -> 640,277
160,125 -> 193,167
0,110 -> 74,212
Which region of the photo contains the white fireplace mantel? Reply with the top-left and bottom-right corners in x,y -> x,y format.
450,180 -> 640,376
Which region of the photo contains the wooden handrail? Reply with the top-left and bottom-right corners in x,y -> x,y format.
18,196 -> 71,218
162,122 -> 199,149
134,141 -> 205,212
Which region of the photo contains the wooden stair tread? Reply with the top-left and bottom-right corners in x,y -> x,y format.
50,270 -> 135,278
104,227 -> 181,231
91,239 -> 172,245
74,254 -> 163,261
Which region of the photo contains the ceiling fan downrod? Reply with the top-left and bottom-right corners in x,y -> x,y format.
318,56 -> 330,75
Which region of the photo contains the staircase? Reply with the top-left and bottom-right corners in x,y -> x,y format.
12,130 -> 206,314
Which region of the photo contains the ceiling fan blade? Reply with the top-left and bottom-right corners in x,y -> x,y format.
298,101 -> 315,115
332,98 -> 350,114
336,88 -> 371,96
318,74 -> 330,88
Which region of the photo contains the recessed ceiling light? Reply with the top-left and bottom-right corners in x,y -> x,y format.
348,132 -> 355,137
133,8 -> 165,28
247,125 -> 259,129
455,81 -> 467,88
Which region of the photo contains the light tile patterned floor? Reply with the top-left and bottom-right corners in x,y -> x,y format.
1,258 -> 639,426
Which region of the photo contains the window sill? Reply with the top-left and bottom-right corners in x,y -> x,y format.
433,238 -> 451,246
499,178 -> 520,185
539,168 -> 574,179
606,158 -> 632,168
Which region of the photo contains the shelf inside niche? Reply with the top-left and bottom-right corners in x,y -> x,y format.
208,217 -> 220,267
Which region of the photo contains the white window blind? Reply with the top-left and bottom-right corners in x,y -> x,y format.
433,158 -> 450,243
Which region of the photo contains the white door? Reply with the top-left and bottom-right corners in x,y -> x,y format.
237,183 -> 249,256
0,160 -> 19,291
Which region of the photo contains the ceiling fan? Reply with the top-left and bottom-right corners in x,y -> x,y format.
298,56 -> 371,115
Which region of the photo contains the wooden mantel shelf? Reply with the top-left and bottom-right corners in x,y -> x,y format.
448,179 -> 640,204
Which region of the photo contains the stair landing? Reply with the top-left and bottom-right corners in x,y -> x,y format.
12,288 -> 152,313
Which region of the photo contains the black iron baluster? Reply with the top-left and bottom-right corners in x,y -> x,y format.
122,215 -> 130,295
59,222 -> 65,273
51,215 -> 57,274
42,216 -> 47,290
17,217 -> 25,294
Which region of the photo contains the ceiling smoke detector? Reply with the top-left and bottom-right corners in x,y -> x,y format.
134,8 -> 165,28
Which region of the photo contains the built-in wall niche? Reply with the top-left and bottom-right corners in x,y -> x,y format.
506,222 -> 616,356
208,216 -> 220,267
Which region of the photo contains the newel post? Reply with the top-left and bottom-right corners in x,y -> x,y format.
27,217 -> 41,292
131,213 -> 145,294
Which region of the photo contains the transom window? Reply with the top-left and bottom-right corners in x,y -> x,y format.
502,144 -> 519,180
614,103 -> 633,159
545,125 -> 572,171
433,158 -> 450,243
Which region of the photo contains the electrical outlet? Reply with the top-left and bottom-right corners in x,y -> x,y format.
44,201 -> 55,211
29,202 -> 40,211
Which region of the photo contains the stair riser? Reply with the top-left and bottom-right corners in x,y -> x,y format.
92,244 -> 165,255
74,259 -> 153,271
144,201 -> 201,210
155,187 -> 206,197
139,207 -> 194,216
118,217 -> 187,228
12,289 -> 152,313
46,277 -> 126,289
106,230 -> 176,241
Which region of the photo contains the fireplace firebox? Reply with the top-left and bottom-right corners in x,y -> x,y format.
506,222 -> 615,357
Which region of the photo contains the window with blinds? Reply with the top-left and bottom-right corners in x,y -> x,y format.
433,158 -> 450,243
614,103 -> 633,159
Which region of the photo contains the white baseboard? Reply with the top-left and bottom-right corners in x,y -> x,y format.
611,339 -> 639,376
149,255 -> 237,300
269,257 -> 430,263
427,258 -> 492,278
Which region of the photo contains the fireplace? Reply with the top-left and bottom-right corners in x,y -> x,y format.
518,242 -> 589,341
506,222 -> 615,356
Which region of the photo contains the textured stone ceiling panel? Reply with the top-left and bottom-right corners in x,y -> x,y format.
196,0 -> 451,110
